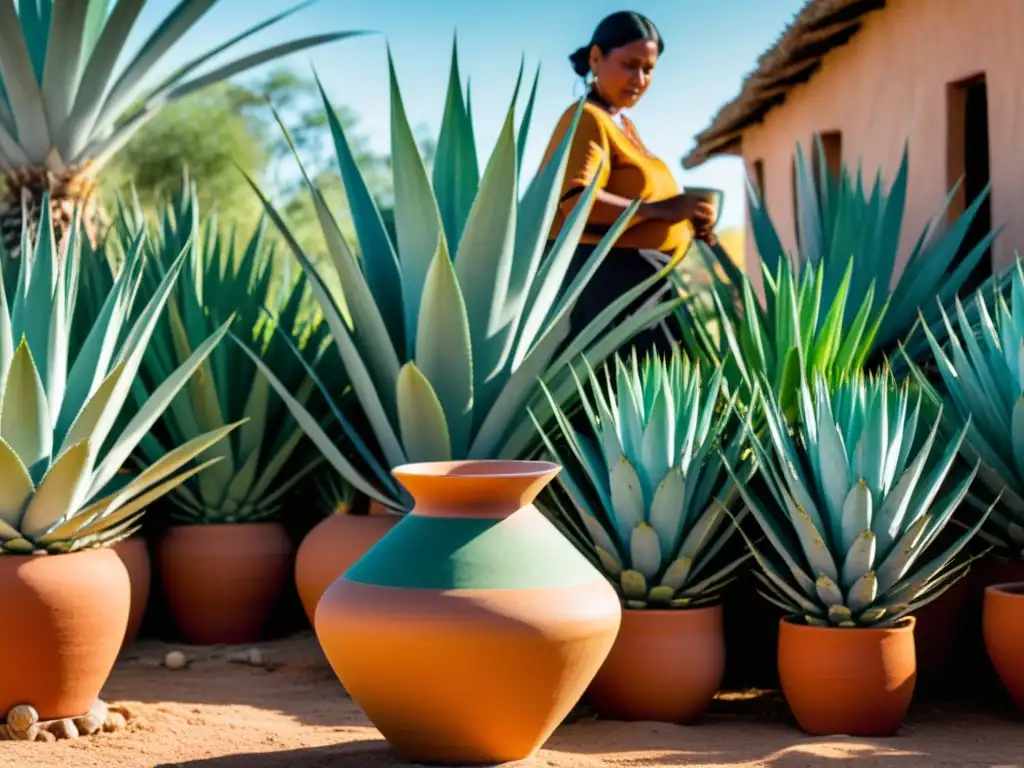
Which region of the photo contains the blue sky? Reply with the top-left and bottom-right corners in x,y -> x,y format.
134,0 -> 807,229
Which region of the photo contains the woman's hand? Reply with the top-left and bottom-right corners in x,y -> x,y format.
640,193 -> 718,245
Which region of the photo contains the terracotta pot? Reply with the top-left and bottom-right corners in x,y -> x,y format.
159,523 -> 293,645
316,460 -> 621,765
113,536 -> 151,647
295,509 -> 401,624
0,548 -> 129,720
587,605 -> 724,722
983,582 -> 1024,709
778,616 -> 916,736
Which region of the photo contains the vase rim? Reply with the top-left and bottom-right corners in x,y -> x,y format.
779,615 -> 915,634
392,459 -> 561,481
985,581 -> 1024,597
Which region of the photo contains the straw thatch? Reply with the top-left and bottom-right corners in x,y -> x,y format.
681,0 -> 886,169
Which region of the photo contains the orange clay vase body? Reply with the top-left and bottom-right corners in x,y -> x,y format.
294,507 -> 401,625
316,460 -> 622,766
0,548 -> 130,720
778,616 -> 917,736
113,536 -> 151,648
983,583 -> 1024,709
587,605 -> 725,722
159,523 -> 293,645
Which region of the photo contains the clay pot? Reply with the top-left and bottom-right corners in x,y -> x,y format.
159,523 -> 293,645
0,548 -> 129,720
983,583 -> 1024,709
295,509 -> 401,624
587,605 -> 724,722
316,460 -> 621,765
113,536 -> 151,647
778,616 -> 916,736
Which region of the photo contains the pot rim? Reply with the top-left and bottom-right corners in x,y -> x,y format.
984,581 -> 1024,598
0,546 -> 119,565
167,521 -> 286,530
779,614 -> 916,634
392,459 -> 560,481
621,602 -> 723,614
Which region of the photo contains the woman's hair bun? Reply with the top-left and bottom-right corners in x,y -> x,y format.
568,46 -> 590,77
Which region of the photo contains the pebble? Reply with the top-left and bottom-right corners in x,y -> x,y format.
103,711 -> 127,733
0,699 -> 129,742
47,718 -> 79,740
164,650 -> 188,670
7,704 -> 38,733
74,711 -> 104,736
228,647 -> 266,666
34,729 -> 56,743
13,724 -> 38,742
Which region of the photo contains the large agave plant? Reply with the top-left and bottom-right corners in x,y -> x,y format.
236,45 -> 686,510
727,371 -> 991,627
906,257 -> 1024,561
109,178 -> 338,524
0,0 -> 362,251
0,197 -> 235,554
534,348 -> 752,609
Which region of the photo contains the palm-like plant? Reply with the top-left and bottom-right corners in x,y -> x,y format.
727,370 -> 990,627
236,46 -> 686,510
0,0 -> 363,252
906,257 -> 1024,561
534,348 -> 752,609
107,177 -> 338,524
0,196 -> 235,554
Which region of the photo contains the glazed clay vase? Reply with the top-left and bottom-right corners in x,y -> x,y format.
114,536 -> 151,647
778,616 -> 916,736
587,606 -> 725,722
159,523 -> 293,645
983,582 -> 1024,709
316,460 -> 622,765
0,548 -> 130,720
294,506 -> 401,625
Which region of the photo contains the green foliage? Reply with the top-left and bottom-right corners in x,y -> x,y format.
534,348 -> 752,608
233,43 -> 686,511
102,178 -> 342,524
906,257 -> 1024,561
0,0 -> 360,171
727,370 -> 990,627
0,194 -> 235,554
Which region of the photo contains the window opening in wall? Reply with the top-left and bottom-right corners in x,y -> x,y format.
812,131 -> 842,193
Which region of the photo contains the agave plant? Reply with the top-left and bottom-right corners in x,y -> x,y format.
905,257 -> 1024,561
108,177 -> 338,524
533,348 -> 753,608
0,0 -> 363,252
0,196 -> 235,554
315,470 -> 355,515
726,370 -> 991,627
235,44 -> 686,510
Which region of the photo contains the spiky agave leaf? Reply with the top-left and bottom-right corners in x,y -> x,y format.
95,176 -> 335,524
531,345 -> 752,608
904,256 -> 1024,561
0,195 -> 236,555
725,368 -> 991,627
233,40 -> 686,511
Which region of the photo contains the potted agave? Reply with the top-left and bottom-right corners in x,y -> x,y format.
0,203 -> 234,721
535,348 -> 753,722
105,180 -> 338,646
727,370 -> 990,736
904,259 -> 1024,706
233,44 -> 681,765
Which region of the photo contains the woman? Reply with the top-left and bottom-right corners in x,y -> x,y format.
541,11 -> 717,359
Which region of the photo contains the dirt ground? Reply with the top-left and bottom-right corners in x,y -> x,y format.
7,632 -> 1024,767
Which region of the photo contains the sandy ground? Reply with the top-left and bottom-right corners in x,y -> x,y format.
7,632 -> 1024,767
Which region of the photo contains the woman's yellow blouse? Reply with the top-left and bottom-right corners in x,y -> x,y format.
540,101 -> 688,254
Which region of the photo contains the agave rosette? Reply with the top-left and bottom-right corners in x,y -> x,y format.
727,370 -> 991,627
905,257 -> 1024,560
234,44 -> 686,510
0,197 -> 235,554
535,347 -> 753,608
110,178 -> 338,524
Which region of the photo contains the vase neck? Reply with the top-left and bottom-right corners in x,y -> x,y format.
391,461 -> 560,519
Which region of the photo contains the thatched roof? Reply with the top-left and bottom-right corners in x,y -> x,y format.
681,0 -> 886,169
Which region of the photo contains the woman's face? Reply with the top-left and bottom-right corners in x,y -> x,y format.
590,39 -> 659,109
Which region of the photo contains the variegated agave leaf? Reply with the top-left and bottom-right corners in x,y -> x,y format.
533,345 -> 752,608
725,369 -> 991,627
232,40 -> 688,512
100,176 -> 336,524
0,195 -> 236,555
905,256 -> 1024,562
